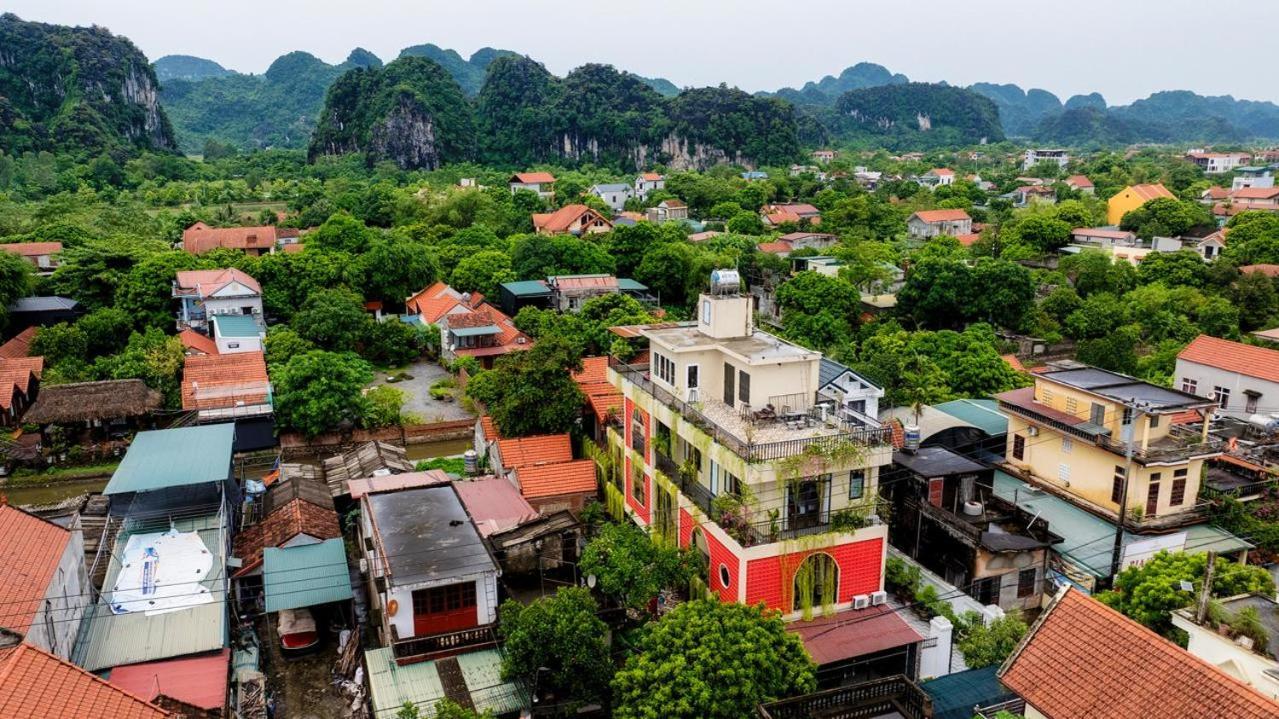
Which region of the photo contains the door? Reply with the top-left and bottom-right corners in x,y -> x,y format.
787,480 -> 822,530
1146,482 -> 1160,517
723,363 -> 735,406
1090,403 -> 1106,426
412,582 -> 478,636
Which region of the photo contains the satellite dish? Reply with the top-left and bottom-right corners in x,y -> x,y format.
586,574 -> 597,589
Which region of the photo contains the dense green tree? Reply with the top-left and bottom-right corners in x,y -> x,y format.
364,319 -> 426,366
114,251 -> 205,329
1234,271 -> 1279,331
0,250 -> 34,323
1119,197 -> 1211,239
93,328 -> 185,406
611,600 -> 816,719
253,249 -> 356,320
272,350 -> 374,437
1099,551 -> 1274,637
465,335 -> 584,437
292,287 -> 370,352
635,242 -> 700,307
450,250 -> 516,298
308,211 -> 377,254
775,271 -> 861,350
1136,249 -> 1209,288
510,234 -> 615,279
896,257 -> 974,329
498,587 -> 613,709
579,522 -> 696,610
1010,214 -> 1072,253
971,259 -> 1035,330
263,326 -> 316,368
357,237 -> 440,306
76,307 -> 133,357
957,614 -> 1028,669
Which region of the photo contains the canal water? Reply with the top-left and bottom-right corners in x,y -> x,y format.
5,438 -> 472,507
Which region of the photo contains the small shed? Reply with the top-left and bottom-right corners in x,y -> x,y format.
104,424 -> 237,515
263,538 -> 353,613
6,296 -> 83,331
321,441 -> 414,496
497,280 -> 552,318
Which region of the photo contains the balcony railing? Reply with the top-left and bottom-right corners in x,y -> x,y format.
391,623 -> 499,664
611,357 -> 891,462
758,675 -> 933,719
997,396 -> 1221,464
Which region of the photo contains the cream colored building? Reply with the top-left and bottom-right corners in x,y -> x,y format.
1172,594 -> 1279,701
996,361 -> 1220,529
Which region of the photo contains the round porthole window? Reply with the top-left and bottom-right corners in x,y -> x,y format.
718,564 -> 731,588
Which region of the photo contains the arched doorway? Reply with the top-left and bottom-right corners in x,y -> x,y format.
793,553 -> 839,613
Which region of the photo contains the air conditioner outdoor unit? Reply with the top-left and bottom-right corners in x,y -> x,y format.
870,590 -> 888,606
852,594 -> 870,610
1027,426 -> 1039,437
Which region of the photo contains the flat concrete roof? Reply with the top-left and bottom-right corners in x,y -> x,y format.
367,485 -> 495,587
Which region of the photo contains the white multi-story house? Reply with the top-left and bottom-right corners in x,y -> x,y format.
1023,149 -> 1069,170
1232,167 -> 1274,191
508,172 -> 556,201
634,173 -> 665,199
606,271 -> 896,621
0,505 -> 90,659
1187,151 -> 1252,174
1175,334 -> 1279,419
173,268 -> 264,332
591,183 -> 634,212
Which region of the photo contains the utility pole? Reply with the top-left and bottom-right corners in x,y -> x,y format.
1196,550 -> 1218,624
1109,400 -> 1141,581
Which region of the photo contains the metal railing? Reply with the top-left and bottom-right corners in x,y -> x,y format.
612,358 -> 890,462
391,623 -> 500,663
997,397 -> 1221,464
758,675 -> 933,719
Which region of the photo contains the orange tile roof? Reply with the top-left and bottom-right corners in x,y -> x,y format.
416,296 -> 465,325
405,281 -> 457,312
1001,354 -> 1026,372
496,434 -> 573,470
532,204 -> 612,234
178,329 -> 218,356
479,415 -> 501,441
512,172 -> 556,184
1204,186 -> 1231,200
232,497 -> 342,577
0,327 -> 37,359
1240,264 -> 1279,278
1232,187 -> 1279,200
999,588 -> 1279,719
1,356 -> 42,381
515,459 -> 597,499
181,222 -> 278,254
911,209 -> 971,223
955,233 -> 981,247
0,505 -> 72,632
1178,334 -> 1279,384
757,241 -> 793,254
174,268 -> 261,296
1065,175 -> 1094,188
640,173 -> 663,181
0,242 -> 62,257
586,392 -> 623,423
0,641 -> 169,718
181,351 -> 270,410
1124,183 -> 1175,202
572,357 -> 610,386
552,275 -> 618,291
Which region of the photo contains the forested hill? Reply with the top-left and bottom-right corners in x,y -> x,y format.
397,44 -> 517,96
0,14 -> 176,155
153,54 -> 232,82
311,55 -> 800,171
159,48 -> 383,153
827,83 -> 1005,149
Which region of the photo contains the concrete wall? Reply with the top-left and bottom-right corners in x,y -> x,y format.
1174,359 -> 1278,420
1172,612 -> 1279,700
26,529 -> 89,659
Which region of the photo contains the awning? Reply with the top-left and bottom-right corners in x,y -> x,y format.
263,538 -> 352,612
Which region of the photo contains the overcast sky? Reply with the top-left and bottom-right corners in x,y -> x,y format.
10,0 -> 1278,105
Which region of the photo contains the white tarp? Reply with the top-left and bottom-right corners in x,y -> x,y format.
110,528 -> 215,616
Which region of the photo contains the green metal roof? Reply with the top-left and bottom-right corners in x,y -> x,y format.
263,538 -> 353,612
922,667 -> 1016,719
933,399 -> 1008,437
211,313 -> 262,338
450,325 -> 501,338
500,280 -> 551,297
105,424 -> 235,495
616,278 -> 649,291
366,647 -> 527,717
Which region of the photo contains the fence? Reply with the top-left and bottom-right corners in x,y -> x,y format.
278,418 -> 475,454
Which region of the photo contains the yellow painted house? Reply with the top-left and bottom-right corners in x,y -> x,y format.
1106,183 -> 1175,225
996,361 -> 1220,530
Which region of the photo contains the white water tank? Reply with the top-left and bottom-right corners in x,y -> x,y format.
962,501 -> 984,516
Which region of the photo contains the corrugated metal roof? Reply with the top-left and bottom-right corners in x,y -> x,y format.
211,314 -> 262,338
615,278 -> 648,291
500,280 -> 551,297
932,399 -> 1008,437
366,647 -> 527,717
450,325 -> 501,338
263,538 -> 352,612
73,514 -> 227,671
922,667 -> 1015,719
105,425 -> 235,495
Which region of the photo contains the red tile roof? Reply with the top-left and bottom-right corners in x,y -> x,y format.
1232,187 -> 1279,200
1,356 -> 42,381
0,641 -> 169,718
496,434 -> 573,470
0,242 -> 62,257
1204,186 -> 1231,200
532,205 -> 613,234
181,222 -> 278,254
512,172 -> 556,185
232,498 -> 341,577
955,233 -> 981,247
572,357 -> 609,385
479,415 -> 501,442
1065,175 -> 1094,188
586,393 -> 623,423
406,281 -> 460,313
789,604 -> 923,665
640,173 -> 663,181
999,588 -> 1279,719
1073,227 -> 1136,240
181,351 -> 270,411
1001,354 -> 1027,373
1121,183 -> 1175,202
1178,334 -> 1279,384
0,327 -> 37,359
347,470 -> 451,499
757,241 -> 793,255
1240,264 -> 1279,278
174,268 -> 261,296
108,649 -> 230,711
0,506 -> 72,633
515,459 -> 597,499
911,209 -> 971,223
178,329 -> 218,356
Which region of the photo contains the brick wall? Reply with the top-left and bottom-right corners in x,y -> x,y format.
705,529 -> 739,602
744,537 -> 884,612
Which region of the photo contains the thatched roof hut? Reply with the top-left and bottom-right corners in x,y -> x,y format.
24,379 -> 162,425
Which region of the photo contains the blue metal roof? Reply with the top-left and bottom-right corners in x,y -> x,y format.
500,280 -> 551,297
922,667 -> 1015,719
105,424 -> 235,495
212,313 -> 262,338
450,325 -> 500,338
263,538 -> 353,612
933,399 -> 1008,437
